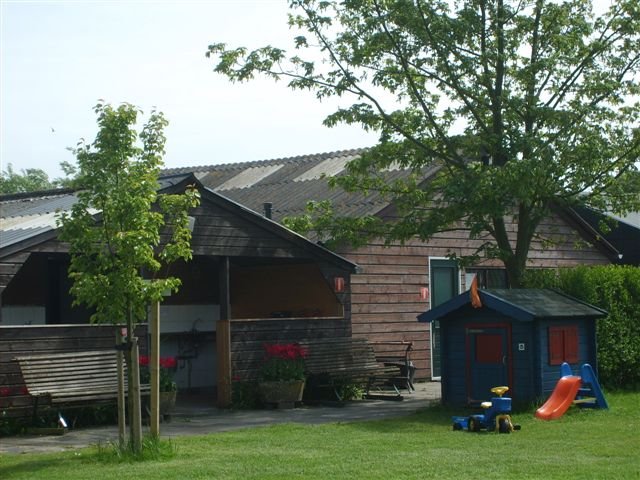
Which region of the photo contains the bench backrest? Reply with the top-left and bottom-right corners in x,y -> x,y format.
300,338 -> 380,375
14,350 -> 125,398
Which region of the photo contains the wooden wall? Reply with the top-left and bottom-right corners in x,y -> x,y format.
0,252 -> 33,297
229,318 -> 350,381
0,324 -> 147,420
231,264 -> 343,319
189,201 -> 310,259
340,210 -> 611,380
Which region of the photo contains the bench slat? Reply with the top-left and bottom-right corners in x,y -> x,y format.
299,338 -> 407,401
13,350 -> 149,415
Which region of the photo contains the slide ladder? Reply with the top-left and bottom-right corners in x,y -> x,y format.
574,363 -> 609,410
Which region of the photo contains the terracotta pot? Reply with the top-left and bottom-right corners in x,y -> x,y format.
259,380 -> 305,408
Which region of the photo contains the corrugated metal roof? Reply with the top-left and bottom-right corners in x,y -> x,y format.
172,149 -> 418,224
293,153 -> 356,182
0,192 -> 78,218
217,164 -> 285,191
0,174 -> 194,251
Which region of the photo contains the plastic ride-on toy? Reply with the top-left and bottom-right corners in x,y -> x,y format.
452,386 -> 521,434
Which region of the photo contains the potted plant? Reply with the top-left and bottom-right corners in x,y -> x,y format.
139,355 -> 178,415
258,343 -> 307,408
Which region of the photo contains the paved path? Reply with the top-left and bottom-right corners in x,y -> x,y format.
1,382 -> 441,455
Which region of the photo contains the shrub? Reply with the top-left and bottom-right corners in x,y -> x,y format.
524,265 -> 640,388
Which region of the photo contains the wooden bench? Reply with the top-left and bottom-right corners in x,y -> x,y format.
299,338 -> 409,401
14,350 -> 149,424
372,340 -> 415,392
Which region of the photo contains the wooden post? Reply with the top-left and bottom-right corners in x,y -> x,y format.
216,319 -> 232,407
217,257 -> 232,408
149,301 -> 160,436
116,329 -> 126,448
130,337 -> 143,453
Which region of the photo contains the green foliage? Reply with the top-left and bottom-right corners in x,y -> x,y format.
231,381 -> 261,409
57,102 -> 200,328
0,163 -> 56,194
524,265 -> 640,388
0,162 -> 79,195
209,0 -> 640,287
336,381 -> 365,401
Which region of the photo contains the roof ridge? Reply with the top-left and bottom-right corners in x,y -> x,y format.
0,188 -> 76,203
161,148 -> 369,174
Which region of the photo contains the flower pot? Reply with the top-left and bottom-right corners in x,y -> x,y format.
159,390 -> 177,416
259,380 -> 305,409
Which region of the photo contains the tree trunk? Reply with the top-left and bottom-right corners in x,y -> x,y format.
505,254 -> 526,288
126,304 -> 143,454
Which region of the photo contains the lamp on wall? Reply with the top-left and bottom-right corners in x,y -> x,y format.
420,287 -> 429,300
334,276 -> 345,293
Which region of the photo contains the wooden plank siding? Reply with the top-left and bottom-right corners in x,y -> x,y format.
0,324 -> 147,419
339,210 -> 610,380
0,252 -> 31,295
188,204 -> 311,259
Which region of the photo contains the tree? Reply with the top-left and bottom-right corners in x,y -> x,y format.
0,164 -> 55,194
57,102 -> 200,451
208,0 -> 640,287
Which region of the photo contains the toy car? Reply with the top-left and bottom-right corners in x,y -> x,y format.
452,386 -> 521,433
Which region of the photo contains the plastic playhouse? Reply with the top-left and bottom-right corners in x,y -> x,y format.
535,362 -> 608,420
452,386 -> 521,433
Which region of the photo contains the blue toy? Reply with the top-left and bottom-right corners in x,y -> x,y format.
452,386 -> 521,433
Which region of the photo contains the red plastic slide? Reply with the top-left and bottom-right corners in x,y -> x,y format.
535,376 -> 582,420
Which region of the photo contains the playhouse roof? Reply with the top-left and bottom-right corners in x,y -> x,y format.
417,288 -> 607,323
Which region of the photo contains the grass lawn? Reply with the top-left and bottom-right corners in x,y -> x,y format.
1,391 -> 638,479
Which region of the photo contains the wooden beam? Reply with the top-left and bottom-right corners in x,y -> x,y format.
217,257 -> 232,408
149,301 -> 160,437
116,330 -> 126,448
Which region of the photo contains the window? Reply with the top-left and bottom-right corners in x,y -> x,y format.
465,268 -> 508,289
548,326 -> 579,365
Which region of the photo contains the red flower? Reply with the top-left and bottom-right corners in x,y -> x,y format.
139,355 -> 149,367
260,343 -> 307,381
0,387 -> 10,397
160,356 -> 177,369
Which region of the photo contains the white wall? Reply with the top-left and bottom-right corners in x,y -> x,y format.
0,306 -> 46,325
157,304 -> 219,389
159,304 -> 218,332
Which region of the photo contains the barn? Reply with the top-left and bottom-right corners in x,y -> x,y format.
417,288 -> 607,406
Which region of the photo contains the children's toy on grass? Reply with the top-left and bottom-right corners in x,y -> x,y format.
535,362 -> 608,420
452,386 -> 521,433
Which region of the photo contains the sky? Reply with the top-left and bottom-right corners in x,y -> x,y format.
1,0 -> 378,179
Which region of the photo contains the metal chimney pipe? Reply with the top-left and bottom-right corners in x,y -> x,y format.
263,202 -> 273,219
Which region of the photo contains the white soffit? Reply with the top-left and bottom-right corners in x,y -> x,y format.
215,164 -> 284,191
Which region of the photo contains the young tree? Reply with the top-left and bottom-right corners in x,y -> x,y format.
58,102 -> 200,451
208,0 -> 640,287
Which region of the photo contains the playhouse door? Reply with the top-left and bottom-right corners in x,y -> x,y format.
466,325 -> 511,403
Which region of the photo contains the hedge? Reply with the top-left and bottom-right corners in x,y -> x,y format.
524,265 -> 640,389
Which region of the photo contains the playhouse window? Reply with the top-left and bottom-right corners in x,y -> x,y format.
548,326 -> 579,365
